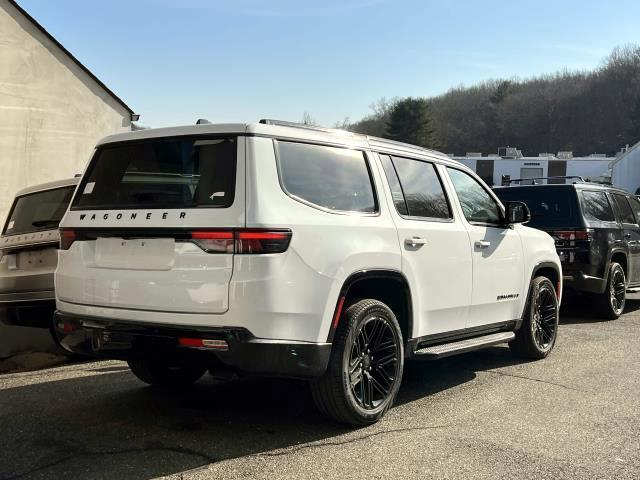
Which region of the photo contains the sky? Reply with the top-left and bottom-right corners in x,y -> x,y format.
17,0 -> 640,128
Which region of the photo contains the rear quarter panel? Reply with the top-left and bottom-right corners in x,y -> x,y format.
239,136 -> 402,342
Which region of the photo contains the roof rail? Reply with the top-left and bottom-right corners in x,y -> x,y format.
365,136 -> 442,156
258,119 -> 445,158
258,119 -> 355,137
506,175 -> 585,185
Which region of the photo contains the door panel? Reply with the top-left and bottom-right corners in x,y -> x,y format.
615,194 -> 640,283
465,224 -> 525,327
398,220 -> 472,334
377,155 -> 472,336
445,167 -> 525,328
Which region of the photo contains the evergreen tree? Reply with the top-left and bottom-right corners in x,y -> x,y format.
384,97 -> 440,149
627,95 -> 640,143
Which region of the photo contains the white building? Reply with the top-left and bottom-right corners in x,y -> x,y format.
611,142 -> 640,195
453,149 -> 612,187
0,0 -> 138,222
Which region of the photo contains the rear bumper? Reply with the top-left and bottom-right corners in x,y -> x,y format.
0,293 -> 56,328
53,312 -> 332,378
562,272 -> 606,294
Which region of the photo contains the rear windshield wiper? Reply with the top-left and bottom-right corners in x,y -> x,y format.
32,219 -> 60,228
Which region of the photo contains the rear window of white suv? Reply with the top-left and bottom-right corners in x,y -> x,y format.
276,141 -> 377,213
73,137 -> 236,209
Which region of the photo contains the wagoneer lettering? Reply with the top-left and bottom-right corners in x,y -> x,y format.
77,211 -> 188,222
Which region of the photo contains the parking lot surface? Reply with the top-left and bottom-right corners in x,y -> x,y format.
1,300 -> 639,480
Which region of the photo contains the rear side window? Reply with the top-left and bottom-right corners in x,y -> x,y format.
390,156 -> 451,219
581,191 -> 615,222
612,194 -> 636,224
3,186 -> 75,236
73,137 -> 237,209
378,154 -> 408,216
276,141 -> 376,213
628,196 -> 640,223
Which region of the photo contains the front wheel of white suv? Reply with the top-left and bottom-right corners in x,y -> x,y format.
509,276 -> 559,359
311,299 -> 404,426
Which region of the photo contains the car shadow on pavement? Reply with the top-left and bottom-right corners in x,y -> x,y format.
398,345 -> 532,407
559,295 -> 640,324
0,345 -> 531,480
0,371 -> 337,480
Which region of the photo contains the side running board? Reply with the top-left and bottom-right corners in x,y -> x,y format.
413,331 -> 515,360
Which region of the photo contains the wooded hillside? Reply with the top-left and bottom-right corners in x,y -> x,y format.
348,46 -> 640,156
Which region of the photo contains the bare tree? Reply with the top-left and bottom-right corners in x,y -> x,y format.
301,112 -> 317,126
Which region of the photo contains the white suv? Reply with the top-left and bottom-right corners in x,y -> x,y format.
54,120 -> 562,425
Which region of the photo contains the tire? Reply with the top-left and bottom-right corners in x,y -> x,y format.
510,276 -> 559,360
310,299 -> 404,426
128,359 -> 206,387
596,262 -> 626,320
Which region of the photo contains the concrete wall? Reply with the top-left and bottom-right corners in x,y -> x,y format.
0,0 -> 131,223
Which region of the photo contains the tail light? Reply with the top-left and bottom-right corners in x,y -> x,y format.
190,229 -> 291,254
57,228 -> 292,254
552,229 -> 592,246
190,231 -> 234,254
56,320 -> 75,333
236,230 -> 291,254
178,337 -> 229,351
59,229 -> 76,250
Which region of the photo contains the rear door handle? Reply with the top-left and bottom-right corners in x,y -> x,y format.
405,237 -> 427,247
475,240 -> 491,249
625,233 -> 632,239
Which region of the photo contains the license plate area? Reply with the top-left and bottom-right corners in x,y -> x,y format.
16,249 -> 56,270
93,330 -> 133,351
94,237 -> 175,270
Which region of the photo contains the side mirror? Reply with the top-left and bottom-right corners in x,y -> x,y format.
505,201 -> 531,224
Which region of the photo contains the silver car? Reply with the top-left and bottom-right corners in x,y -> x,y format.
0,178 -> 78,329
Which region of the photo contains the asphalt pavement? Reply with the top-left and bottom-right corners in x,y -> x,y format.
1,298 -> 639,480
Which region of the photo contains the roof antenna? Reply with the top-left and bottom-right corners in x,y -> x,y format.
196,118 -> 211,125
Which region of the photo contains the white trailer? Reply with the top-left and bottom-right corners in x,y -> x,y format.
453,153 -> 612,187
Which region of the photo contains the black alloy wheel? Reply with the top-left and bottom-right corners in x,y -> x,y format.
311,299 -> 404,426
609,266 -> 626,317
597,262 -> 626,320
348,314 -> 400,410
531,281 -> 558,351
510,276 -> 559,359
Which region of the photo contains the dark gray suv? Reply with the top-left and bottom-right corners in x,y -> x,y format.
495,182 -> 640,319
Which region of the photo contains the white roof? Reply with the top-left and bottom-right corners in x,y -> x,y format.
15,177 -> 79,197
95,122 -> 464,168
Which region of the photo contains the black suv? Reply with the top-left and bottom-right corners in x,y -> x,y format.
494,182 -> 640,319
